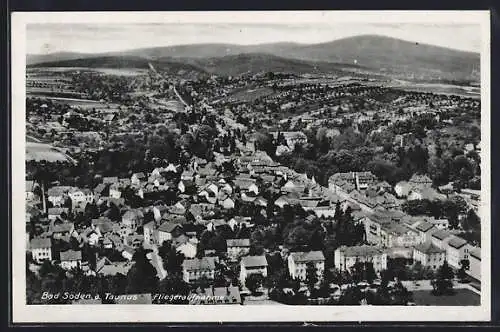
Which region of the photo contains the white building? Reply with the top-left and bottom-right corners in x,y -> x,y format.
334,245 -> 387,273
30,237 -> 52,263
240,255 -> 268,284
288,251 -> 325,281
60,250 -> 82,270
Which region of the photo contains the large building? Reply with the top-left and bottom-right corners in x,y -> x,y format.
413,242 -> 446,270
226,239 -> 250,261
240,255 -> 268,285
334,245 -> 387,273
182,257 -> 217,283
288,251 -> 325,281
29,237 -> 52,263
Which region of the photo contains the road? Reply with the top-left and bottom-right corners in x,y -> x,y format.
402,279 -> 481,295
146,244 -> 167,280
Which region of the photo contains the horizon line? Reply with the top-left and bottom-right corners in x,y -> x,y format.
26,34 -> 480,56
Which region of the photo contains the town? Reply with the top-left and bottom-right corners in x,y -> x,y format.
25,56 -> 481,306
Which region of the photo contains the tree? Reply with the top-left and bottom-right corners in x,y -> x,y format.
155,275 -> 190,304
126,248 -> 158,294
431,261 -> 454,295
245,273 -> 264,295
305,262 -> 318,290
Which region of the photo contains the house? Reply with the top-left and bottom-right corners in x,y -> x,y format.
68,187 -> 88,208
395,174 -> 433,198
91,217 -> 118,235
143,221 -> 155,245
47,207 -> 69,221
240,255 -> 268,285
182,257 -> 217,283
189,286 -> 241,305
430,219 -> 449,230
334,245 -> 387,273
206,219 -> 227,232
409,174 -> 433,187
47,186 -> 72,207
271,131 -> 308,150
379,222 -> 421,248
102,177 -> 119,185
288,251 -> 325,281
81,188 -> 95,204
329,172 -> 378,196
413,242 -> 446,270
226,239 -> 250,261
445,235 -> 469,269
50,221 -> 74,239
30,237 -> 52,263
60,250 -> 82,270
153,205 -> 169,223
228,216 -> 252,231
26,180 -> 39,202
131,172 -> 146,186
467,245 -> 481,281
157,222 -> 183,245
431,229 -> 452,250
414,221 -> 437,243
121,209 -> 144,230
93,183 -> 108,200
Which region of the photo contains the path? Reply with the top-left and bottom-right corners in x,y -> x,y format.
145,244 -> 167,280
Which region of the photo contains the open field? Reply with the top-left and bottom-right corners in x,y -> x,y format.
223,86 -> 276,103
412,289 -> 480,306
28,66 -> 149,76
26,142 -> 76,163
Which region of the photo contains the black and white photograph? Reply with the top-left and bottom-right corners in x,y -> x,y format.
11,10 -> 491,322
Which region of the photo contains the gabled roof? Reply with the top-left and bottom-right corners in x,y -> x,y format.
337,245 -> 385,257
289,251 -> 325,263
30,237 -> 51,249
415,221 -> 435,233
182,257 -> 217,271
414,242 -> 445,254
158,222 -> 182,233
431,229 -> 451,241
227,238 -> 250,247
51,222 -> 74,233
241,255 -> 268,267
60,249 -> 82,261
447,235 -> 468,249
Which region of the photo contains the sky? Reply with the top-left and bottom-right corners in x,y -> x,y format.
26,22 -> 481,55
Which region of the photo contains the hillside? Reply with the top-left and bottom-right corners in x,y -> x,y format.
29,55 -> 209,78
27,35 -> 480,82
183,53 -> 355,77
275,35 -> 480,82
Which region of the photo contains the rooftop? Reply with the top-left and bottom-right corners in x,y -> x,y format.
30,237 -> 51,249
431,229 -> 451,241
414,242 -> 445,254
289,251 -> 325,263
227,238 -> 250,247
241,255 -> 268,267
337,245 -> 385,257
60,249 -> 82,261
447,235 -> 468,249
183,257 -> 217,271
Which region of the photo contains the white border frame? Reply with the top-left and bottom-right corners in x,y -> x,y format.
11,10 -> 491,323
